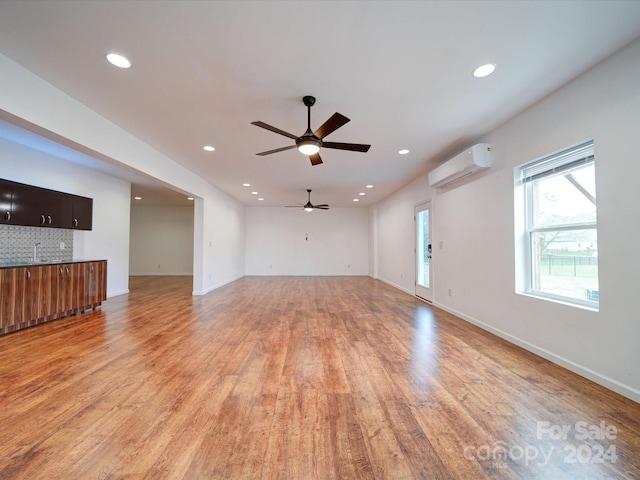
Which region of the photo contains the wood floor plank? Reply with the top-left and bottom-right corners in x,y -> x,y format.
0,275 -> 638,479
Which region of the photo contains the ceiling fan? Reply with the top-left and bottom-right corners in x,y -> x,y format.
251,95 -> 371,165
286,189 -> 329,211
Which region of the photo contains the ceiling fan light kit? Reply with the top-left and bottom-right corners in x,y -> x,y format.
251,95 -> 371,166
296,136 -> 321,155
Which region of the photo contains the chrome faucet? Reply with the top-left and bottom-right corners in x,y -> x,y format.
34,242 -> 41,263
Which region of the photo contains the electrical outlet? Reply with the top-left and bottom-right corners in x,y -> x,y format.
59,242 -> 65,250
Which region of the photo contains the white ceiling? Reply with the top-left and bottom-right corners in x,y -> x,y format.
1,0 -> 640,207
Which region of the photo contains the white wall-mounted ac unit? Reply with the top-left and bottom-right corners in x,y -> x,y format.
428,143 -> 492,188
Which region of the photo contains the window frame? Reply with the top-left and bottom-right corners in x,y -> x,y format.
518,140 -> 599,310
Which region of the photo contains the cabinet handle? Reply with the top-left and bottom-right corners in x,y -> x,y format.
73,218 -> 78,227
65,267 -> 70,275
47,215 -> 52,225
90,265 -> 94,273
59,267 -> 64,276
4,211 -> 9,222
40,214 -> 46,225
26,270 -> 31,279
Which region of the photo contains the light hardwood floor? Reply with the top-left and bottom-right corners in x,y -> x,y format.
0,276 -> 638,479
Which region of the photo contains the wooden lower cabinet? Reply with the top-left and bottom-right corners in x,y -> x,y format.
0,267 -> 29,332
56,263 -> 85,317
0,260 -> 107,336
85,261 -> 107,309
30,264 -> 58,321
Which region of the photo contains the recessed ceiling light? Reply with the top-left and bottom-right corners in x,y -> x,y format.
251,191 -> 258,195
366,185 -> 373,189
359,192 -> 365,196
187,197 -> 194,201
353,198 -> 359,202
398,149 -> 410,155
258,198 -> 264,201
203,145 -> 215,152
134,196 -> 142,200
106,53 -> 131,69
243,183 -> 251,187
473,63 -> 496,78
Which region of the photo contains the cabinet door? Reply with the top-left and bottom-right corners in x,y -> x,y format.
57,263 -> 85,315
0,268 -> 30,332
30,265 -> 58,321
71,263 -> 85,313
4,181 -> 34,226
0,179 -> 13,224
12,183 -> 46,227
86,261 -> 107,308
45,191 -> 73,229
72,196 -> 93,230
56,264 -> 71,315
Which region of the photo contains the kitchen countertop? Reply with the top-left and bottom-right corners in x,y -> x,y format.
0,259 -> 107,270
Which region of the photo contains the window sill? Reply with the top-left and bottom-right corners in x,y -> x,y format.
518,291 -> 599,312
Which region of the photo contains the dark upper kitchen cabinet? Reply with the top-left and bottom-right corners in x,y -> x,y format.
0,179 -> 13,224
0,179 -> 92,230
21,186 -> 73,228
72,195 -> 93,230
0,179 -> 33,225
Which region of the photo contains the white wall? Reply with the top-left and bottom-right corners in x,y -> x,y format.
374,38 -> 640,402
245,207 -> 369,276
0,137 -> 131,297
130,205 -> 194,276
0,53 -> 245,296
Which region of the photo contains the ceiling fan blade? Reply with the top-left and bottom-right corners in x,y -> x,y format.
256,145 -> 296,156
314,204 -> 330,209
309,153 -> 323,166
322,141 -> 371,152
251,121 -> 298,140
313,112 -> 350,139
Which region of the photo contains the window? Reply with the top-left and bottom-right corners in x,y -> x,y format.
517,140 -> 599,308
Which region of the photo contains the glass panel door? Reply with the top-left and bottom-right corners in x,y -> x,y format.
415,201 -> 432,302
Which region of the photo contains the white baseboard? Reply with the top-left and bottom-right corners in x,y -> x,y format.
376,276 -> 639,404
129,272 -> 193,276
377,276 -> 414,295
106,289 -> 129,298
193,274 -> 244,296
433,301 -> 640,404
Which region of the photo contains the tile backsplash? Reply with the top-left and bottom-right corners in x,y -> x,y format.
0,225 -> 73,264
